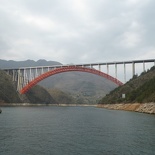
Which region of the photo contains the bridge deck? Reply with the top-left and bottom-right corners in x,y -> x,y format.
2,59 -> 155,70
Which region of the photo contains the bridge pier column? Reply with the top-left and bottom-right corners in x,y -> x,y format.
143,62 -> 145,72
132,62 -> 135,77
115,64 -> 117,79
23,69 -> 29,87
48,67 -> 50,72
12,70 -> 15,81
107,64 -> 109,75
30,68 -> 32,81
17,70 -> 22,92
90,64 -> 93,69
23,69 -> 26,87
124,63 -> 126,83
41,67 -> 44,74
35,68 -> 38,78
98,64 -> 101,71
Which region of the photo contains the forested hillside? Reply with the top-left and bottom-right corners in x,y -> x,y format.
99,66 -> 155,104
25,85 -> 57,104
0,70 -> 21,103
48,88 -> 76,104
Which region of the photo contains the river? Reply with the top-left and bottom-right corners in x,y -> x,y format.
0,106 -> 155,155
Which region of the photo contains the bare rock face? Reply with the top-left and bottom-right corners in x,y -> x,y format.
135,103 -> 155,114
98,103 -> 155,114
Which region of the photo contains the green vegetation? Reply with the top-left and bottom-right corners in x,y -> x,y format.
99,66 -> 155,104
0,70 -> 57,104
25,85 -> 57,104
1,64 -> 155,105
0,70 -> 21,103
48,88 -> 76,104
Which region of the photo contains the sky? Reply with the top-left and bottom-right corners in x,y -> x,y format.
0,0 -> 155,64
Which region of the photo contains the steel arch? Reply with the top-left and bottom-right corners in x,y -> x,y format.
20,66 -> 123,94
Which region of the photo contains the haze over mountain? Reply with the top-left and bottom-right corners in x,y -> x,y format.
39,72 -> 118,104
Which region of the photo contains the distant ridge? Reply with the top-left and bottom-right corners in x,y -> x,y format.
0,59 -> 62,69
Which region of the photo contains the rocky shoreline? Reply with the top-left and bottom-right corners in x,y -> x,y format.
98,103 -> 155,114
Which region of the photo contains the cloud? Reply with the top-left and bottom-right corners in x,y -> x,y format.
0,0 -> 154,64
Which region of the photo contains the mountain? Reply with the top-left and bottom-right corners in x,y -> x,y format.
48,88 -> 76,104
99,66 -> 155,104
25,85 -> 57,104
0,59 -> 118,104
39,72 -> 118,104
0,59 -> 62,69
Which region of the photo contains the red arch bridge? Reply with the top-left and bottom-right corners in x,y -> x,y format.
3,59 -> 155,94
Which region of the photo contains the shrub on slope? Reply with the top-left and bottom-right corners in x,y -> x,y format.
99,66 -> 155,104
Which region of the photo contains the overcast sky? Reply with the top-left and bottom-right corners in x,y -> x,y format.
0,0 -> 155,64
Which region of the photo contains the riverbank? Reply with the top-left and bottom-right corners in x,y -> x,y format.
1,102 -> 155,114
98,103 -> 155,114
0,103 -> 96,107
